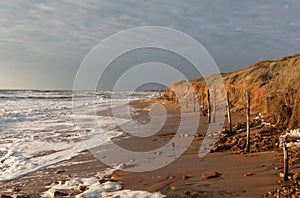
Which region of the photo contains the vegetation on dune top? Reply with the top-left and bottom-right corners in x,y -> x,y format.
165,54 -> 300,129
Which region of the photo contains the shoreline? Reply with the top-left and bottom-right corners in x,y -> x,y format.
0,98 -> 292,197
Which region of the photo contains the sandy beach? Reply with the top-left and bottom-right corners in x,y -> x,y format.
1,98 -> 296,197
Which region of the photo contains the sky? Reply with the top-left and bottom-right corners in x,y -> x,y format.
0,0 -> 300,90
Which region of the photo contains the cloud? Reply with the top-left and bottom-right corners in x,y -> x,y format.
0,0 -> 299,89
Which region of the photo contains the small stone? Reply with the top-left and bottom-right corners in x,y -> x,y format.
293,172 -> 300,180
274,166 -> 283,170
182,175 -> 189,180
111,173 -> 119,180
48,189 -> 68,197
285,135 -> 297,143
119,163 -> 127,169
170,185 -> 176,191
232,145 -> 241,154
169,176 -> 176,179
283,189 -> 289,195
244,173 -> 254,177
11,188 -> 20,193
184,191 -> 191,196
201,171 -> 220,179
52,181 -> 59,185
289,157 -> 300,165
237,139 -> 246,148
55,169 -> 65,174
268,191 -> 273,195
78,185 -> 88,192
99,178 -> 107,184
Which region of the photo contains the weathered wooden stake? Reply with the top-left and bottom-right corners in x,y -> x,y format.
212,87 -> 216,123
158,88 -> 161,99
226,92 -> 232,133
207,89 -> 211,123
193,92 -> 196,112
186,95 -> 188,109
245,91 -> 251,153
283,141 -> 289,181
201,92 -> 205,116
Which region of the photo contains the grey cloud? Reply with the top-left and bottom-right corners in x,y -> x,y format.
0,0 -> 299,89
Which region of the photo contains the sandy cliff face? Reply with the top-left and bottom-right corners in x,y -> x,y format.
165,54 -> 300,129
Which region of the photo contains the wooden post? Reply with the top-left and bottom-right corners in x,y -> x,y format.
283,141 -> 289,181
226,92 -> 232,133
207,89 -> 211,123
245,91 -> 251,153
193,92 -> 196,112
158,88 -> 161,99
181,96 -> 183,106
186,95 -> 188,109
201,92 -> 205,116
212,87 -> 216,123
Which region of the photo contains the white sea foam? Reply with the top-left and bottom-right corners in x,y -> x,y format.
286,129 -> 300,148
0,90 -> 157,182
279,129 -> 300,148
287,129 -> 300,138
42,176 -> 165,198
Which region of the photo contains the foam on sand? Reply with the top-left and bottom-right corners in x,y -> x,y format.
280,129 -> 300,148
42,176 -> 165,198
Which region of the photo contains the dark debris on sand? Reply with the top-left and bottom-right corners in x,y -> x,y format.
211,125 -> 281,154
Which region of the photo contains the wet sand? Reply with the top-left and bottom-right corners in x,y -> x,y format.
0,99 -> 284,197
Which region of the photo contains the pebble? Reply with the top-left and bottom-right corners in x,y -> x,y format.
119,163 -> 127,169
55,169 -> 65,174
11,188 -> 20,193
78,185 -> 88,192
182,175 -> 189,180
170,185 -> 176,191
48,189 -> 68,197
201,171 -> 220,179
111,173 -> 120,180
274,166 -> 283,170
244,173 -> 254,177
293,173 -> 300,180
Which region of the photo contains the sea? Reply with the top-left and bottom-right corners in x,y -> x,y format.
0,90 -> 157,182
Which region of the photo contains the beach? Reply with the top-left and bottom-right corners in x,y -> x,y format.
1,97 -> 293,197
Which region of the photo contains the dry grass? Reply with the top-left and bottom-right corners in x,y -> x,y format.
165,54 -> 300,129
